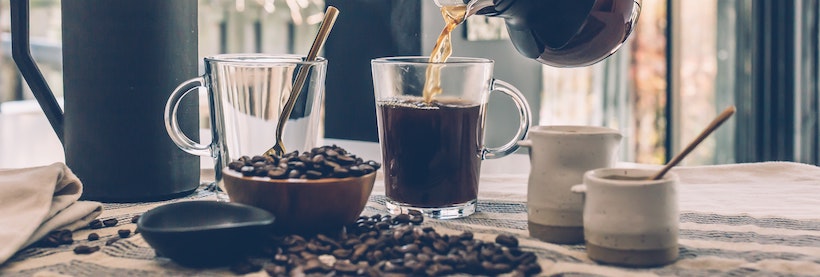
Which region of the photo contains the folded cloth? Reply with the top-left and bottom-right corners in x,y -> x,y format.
0,163 -> 103,264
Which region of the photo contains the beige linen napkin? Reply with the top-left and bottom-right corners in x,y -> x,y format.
0,163 -> 103,264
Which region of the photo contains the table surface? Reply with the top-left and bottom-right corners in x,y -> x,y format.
0,161 -> 819,276
2,113 -> 820,276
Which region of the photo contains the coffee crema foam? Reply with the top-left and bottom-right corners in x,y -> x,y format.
379,96 -> 479,110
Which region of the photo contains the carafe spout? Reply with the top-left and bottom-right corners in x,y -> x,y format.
433,0 -> 495,20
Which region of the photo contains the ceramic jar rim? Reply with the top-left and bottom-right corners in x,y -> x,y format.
585,168 -> 678,187
529,125 -> 621,137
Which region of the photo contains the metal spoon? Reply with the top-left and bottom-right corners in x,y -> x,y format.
265,6 -> 339,156
650,105 -> 736,180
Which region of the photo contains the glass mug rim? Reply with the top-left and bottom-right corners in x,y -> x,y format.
372,56 -> 494,65
205,53 -> 327,66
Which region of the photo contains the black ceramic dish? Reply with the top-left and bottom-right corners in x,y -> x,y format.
137,200 -> 275,267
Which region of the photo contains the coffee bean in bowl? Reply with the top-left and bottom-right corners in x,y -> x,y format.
137,201 -> 275,267
222,145 -> 380,235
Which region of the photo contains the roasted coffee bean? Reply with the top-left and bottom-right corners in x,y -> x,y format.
332,248 -> 352,259
228,161 -> 244,171
336,155 -> 356,165
311,154 -> 325,164
251,155 -> 267,163
393,213 -> 411,224
332,167 -> 350,178
39,231 -> 66,247
118,229 -> 131,238
333,260 -> 359,274
351,244 -> 369,261
302,258 -> 326,273
240,166 -> 255,176
88,219 -> 103,229
375,221 -> 391,230
267,168 -> 288,179
73,245 -> 100,255
519,262 -> 543,275
459,231 -> 474,241
348,166 -> 365,177
365,160 -> 381,168
305,170 -> 324,179
105,237 -> 120,246
397,244 -> 419,254
482,261 -> 512,274
130,215 -> 141,224
287,170 -> 301,179
359,164 -> 375,174
238,156 -> 251,164
495,234 -> 519,248
409,215 -> 424,225
102,218 -> 118,227
87,233 -> 100,241
58,229 -> 73,244
307,242 -> 331,253
229,259 -> 262,275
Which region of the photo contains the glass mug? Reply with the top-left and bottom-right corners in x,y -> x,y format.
371,57 -> 531,219
165,54 -> 326,199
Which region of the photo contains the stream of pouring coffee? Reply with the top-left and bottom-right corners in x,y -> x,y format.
423,5 -> 467,103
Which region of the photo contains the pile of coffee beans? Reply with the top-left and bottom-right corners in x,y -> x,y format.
227,145 -> 381,180
235,212 -> 542,276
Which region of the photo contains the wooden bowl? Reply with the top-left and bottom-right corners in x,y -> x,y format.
222,168 -> 376,234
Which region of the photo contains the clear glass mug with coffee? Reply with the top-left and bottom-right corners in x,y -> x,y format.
371,57 -> 531,219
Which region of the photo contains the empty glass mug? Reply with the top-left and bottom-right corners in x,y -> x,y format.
371,57 -> 531,219
165,54 -> 326,199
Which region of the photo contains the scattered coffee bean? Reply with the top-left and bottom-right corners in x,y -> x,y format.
87,233 -> 100,241
118,229 -> 131,238
73,245 -> 100,255
58,229 -> 74,244
228,145 -> 381,180
88,219 -> 103,229
393,214 -> 411,224
105,237 -> 120,246
102,218 -> 118,227
495,234 -> 519,248
130,215 -> 141,224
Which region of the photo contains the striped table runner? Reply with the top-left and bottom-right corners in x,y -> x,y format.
2,162 -> 819,276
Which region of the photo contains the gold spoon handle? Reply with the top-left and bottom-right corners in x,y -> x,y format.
268,6 -> 339,156
651,105 -> 736,180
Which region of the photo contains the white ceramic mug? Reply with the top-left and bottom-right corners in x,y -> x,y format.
518,126 -> 622,244
571,168 -> 679,267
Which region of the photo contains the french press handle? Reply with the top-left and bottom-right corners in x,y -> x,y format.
10,0 -> 65,143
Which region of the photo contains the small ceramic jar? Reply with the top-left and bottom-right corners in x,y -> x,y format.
572,168 -> 679,267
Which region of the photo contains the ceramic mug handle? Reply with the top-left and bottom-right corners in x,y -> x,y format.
164,76 -> 211,156
571,184 -> 587,194
482,79 -> 532,159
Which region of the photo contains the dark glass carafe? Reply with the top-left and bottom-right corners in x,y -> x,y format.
442,0 -> 641,67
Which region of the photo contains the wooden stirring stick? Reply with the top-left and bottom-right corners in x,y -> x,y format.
650,106 -> 737,180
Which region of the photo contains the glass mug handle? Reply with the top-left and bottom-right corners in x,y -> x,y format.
482,79 -> 532,159
164,76 -> 211,156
